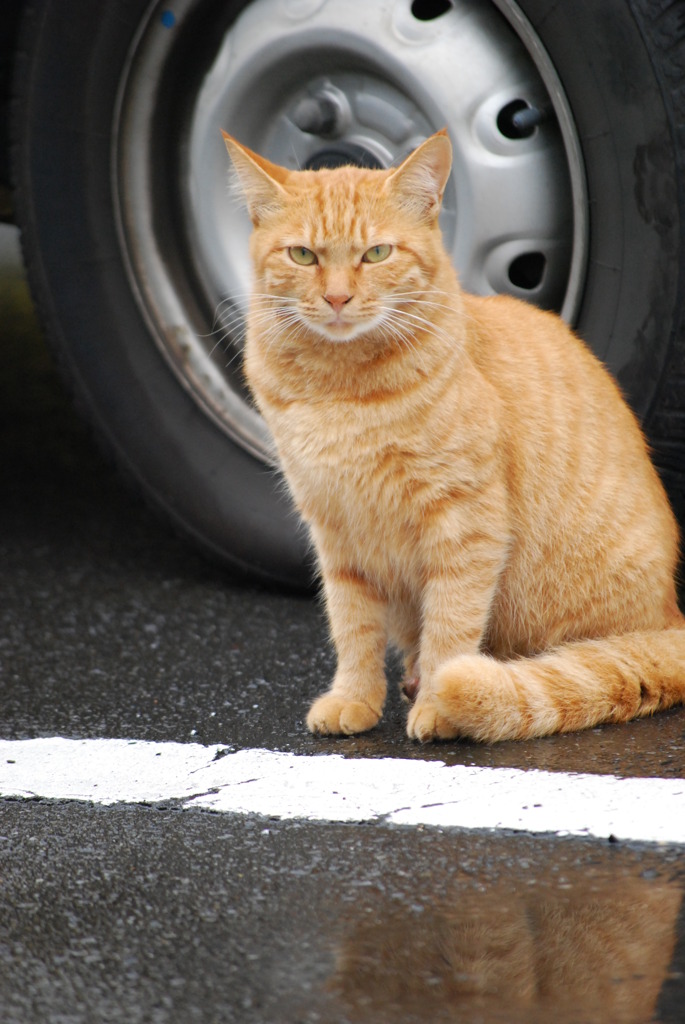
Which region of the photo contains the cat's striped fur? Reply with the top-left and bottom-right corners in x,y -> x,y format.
224,130 -> 685,742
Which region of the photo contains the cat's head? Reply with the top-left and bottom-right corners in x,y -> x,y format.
223,131 -> 452,344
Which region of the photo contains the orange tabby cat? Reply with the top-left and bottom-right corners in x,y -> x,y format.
223,129 -> 685,742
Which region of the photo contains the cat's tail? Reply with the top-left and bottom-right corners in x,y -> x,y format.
428,624 -> 685,742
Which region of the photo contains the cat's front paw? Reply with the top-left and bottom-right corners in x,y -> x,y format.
406,696 -> 458,743
307,693 -> 381,736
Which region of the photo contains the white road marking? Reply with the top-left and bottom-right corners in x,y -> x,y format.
0,737 -> 683,844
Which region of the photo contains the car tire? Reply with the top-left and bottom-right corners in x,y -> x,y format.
11,0 -> 685,586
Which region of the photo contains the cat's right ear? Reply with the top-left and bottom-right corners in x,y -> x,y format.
222,132 -> 288,226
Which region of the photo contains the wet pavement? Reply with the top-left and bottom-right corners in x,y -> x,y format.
2,801 -> 684,1024
1,223 -> 685,1022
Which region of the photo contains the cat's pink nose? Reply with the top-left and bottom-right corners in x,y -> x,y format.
324,294 -> 352,314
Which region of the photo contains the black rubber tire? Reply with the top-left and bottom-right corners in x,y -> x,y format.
12,0 -> 314,588
10,0 -> 685,586
516,0 -> 685,526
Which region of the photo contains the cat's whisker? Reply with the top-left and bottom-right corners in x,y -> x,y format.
181,293 -> 303,366
378,306 -> 457,353
209,335 -> 233,359
395,316 -> 456,347
390,289 -> 479,327
376,311 -> 426,360
254,313 -> 305,354
223,346 -> 248,372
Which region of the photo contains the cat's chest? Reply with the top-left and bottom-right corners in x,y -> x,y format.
278,401 -> 396,496
272,399 -> 439,533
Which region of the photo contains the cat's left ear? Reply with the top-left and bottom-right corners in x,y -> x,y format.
222,132 -> 289,226
385,130 -> 452,223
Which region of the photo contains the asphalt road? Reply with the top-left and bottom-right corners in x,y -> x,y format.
1,222 -> 685,1022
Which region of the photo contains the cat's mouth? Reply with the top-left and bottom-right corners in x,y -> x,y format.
324,315 -> 358,336
316,310 -> 386,344
321,321 -> 373,344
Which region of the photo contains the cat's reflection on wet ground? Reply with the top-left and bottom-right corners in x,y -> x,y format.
326,868 -> 682,1023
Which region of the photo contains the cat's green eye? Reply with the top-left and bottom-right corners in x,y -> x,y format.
362,244 -> 392,264
289,246 -> 317,266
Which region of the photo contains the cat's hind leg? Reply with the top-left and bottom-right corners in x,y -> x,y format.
407,654 -> 533,742
401,674 -> 421,704
387,600 -> 422,704
409,627 -> 685,742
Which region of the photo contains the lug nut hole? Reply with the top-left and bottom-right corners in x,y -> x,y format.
509,252 -> 546,290
411,0 -> 453,21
